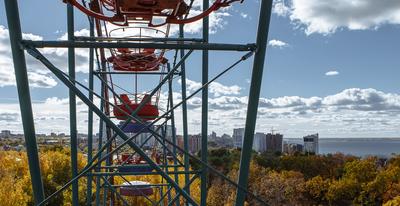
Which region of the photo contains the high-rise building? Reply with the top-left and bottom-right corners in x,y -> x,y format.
0,130 -> 11,138
210,131 -> 217,141
233,128 -> 245,148
266,133 -> 283,153
284,142 -> 304,154
177,135 -> 184,150
217,134 -> 233,148
137,132 -> 154,148
253,132 -> 267,152
189,134 -> 201,154
161,125 -> 175,151
303,133 -> 319,154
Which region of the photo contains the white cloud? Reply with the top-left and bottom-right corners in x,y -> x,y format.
240,12 -> 248,19
2,87 -> 400,138
178,78 -> 241,97
321,88 -> 400,111
0,25 -> 93,88
273,0 -> 291,17
273,0 -> 400,35
268,39 -> 289,48
325,70 -> 339,76
0,1 -> 237,88
0,25 -> 58,88
27,72 -> 57,88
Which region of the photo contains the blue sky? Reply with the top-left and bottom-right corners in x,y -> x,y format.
0,0 -> 400,138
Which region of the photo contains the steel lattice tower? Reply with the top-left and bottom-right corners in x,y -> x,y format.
4,0 -> 273,205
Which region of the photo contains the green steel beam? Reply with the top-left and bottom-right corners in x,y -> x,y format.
168,63 -> 180,206
234,1 -> 273,206
86,17 -> 94,206
100,176 -> 130,206
167,174 -> 199,206
162,122 -> 170,205
3,0 -> 45,204
179,24 -> 191,202
201,0 -> 209,204
67,4 -> 79,206
21,40 -> 256,51
95,74 -> 105,206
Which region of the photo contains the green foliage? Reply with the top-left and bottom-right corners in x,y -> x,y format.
191,148 -> 238,175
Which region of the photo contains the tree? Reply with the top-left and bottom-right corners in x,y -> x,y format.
304,175 -> 330,205
326,178 -> 360,205
343,157 -> 377,183
248,166 -> 307,206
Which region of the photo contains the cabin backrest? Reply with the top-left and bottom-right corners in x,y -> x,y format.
120,94 -> 131,104
140,94 -> 152,105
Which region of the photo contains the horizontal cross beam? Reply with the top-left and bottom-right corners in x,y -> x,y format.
21,40 -> 257,51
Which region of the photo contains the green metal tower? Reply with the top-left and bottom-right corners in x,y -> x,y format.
3,0 -> 273,205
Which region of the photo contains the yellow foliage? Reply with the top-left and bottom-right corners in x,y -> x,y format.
384,196 -> 400,206
0,149 -> 88,206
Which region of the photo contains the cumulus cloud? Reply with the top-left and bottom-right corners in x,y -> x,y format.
322,88 -> 400,111
0,25 -> 93,88
0,96 -> 103,134
268,39 -> 289,48
273,0 -> 291,17
0,112 -> 19,122
178,79 -> 241,97
325,70 -> 339,76
255,88 -> 400,114
273,0 -> 400,35
0,26 -> 59,88
2,87 -> 400,138
184,87 -> 400,137
0,1 -> 236,87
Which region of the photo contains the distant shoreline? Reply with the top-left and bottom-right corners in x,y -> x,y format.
285,137 -> 400,140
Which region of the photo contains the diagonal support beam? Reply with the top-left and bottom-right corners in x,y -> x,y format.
234,1 -> 273,206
